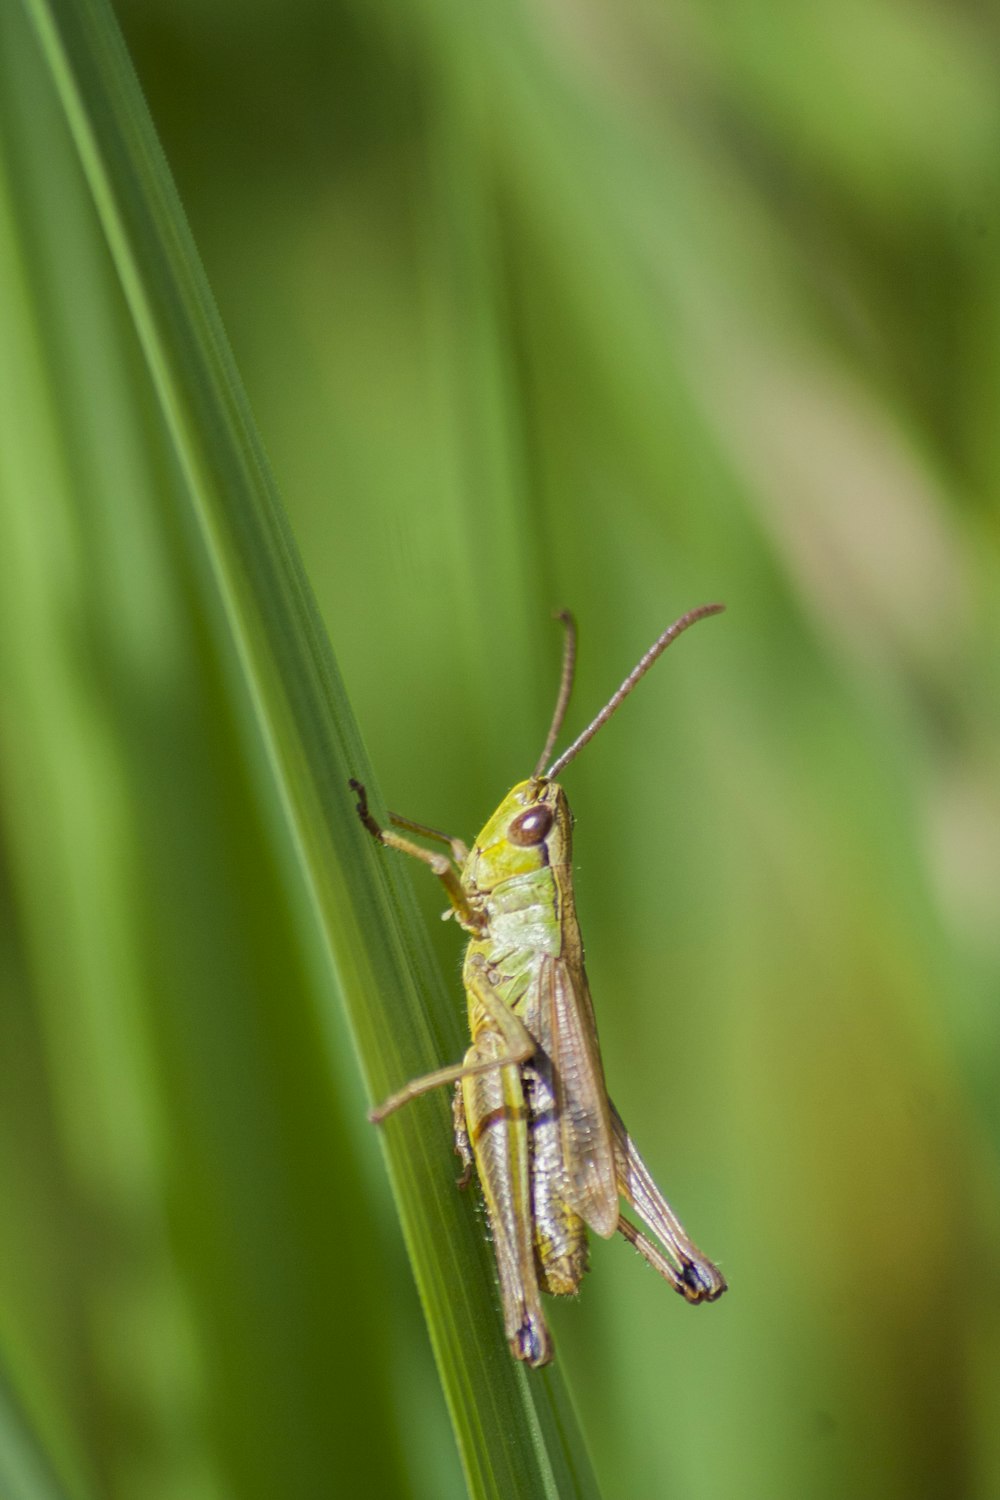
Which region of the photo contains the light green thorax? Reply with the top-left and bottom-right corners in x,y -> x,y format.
461,778 -> 574,1024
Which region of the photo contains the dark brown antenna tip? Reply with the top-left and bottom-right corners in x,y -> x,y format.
545,602 -> 725,780
532,610 -> 577,780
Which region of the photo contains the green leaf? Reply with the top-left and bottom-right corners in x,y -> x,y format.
10,0 -> 602,1494
0,1363 -> 79,1500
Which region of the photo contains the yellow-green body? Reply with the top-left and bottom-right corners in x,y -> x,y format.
356,604 -> 728,1366
455,780 -> 614,1362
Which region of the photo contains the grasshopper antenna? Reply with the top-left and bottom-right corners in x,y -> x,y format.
532,610 -> 577,780
545,603 -> 725,780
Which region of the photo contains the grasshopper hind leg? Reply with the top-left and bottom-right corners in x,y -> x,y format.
462,1034 -> 555,1367
617,1213 -> 726,1303
610,1101 -> 727,1304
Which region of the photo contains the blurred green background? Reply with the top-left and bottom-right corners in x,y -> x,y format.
3,0 -> 1000,1497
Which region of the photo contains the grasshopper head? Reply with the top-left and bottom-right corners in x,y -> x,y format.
465,778 -> 571,890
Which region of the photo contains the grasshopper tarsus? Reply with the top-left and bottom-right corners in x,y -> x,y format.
352,777 -> 487,933
350,778 -> 384,843
515,1319 -> 554,1369
681,1259 -> 728,1302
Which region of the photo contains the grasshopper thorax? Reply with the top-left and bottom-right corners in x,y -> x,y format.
464,778 -> 572,892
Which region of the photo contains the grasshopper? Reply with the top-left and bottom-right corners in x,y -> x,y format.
352,603 -> 727,1366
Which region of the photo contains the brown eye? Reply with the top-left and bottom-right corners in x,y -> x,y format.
508,804 -> 554,847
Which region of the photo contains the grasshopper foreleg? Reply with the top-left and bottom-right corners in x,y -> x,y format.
385,809 -> 469,866
350,779 -> 485,936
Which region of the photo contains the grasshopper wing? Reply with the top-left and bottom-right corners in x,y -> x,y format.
543,956 -> 620,1238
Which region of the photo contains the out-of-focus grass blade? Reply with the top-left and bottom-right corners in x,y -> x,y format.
0,1363 -> 79,1500
18,0 -> 601,1494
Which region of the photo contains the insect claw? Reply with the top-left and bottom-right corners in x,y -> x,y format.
514,1318 -> 553,1368
681,1260 -> 728,1301
350,777 -> 384,842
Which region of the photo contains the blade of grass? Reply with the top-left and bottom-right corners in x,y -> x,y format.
0,1361 -> 81,1500
0,24 -> 419,1489
19,0 -> 602,1493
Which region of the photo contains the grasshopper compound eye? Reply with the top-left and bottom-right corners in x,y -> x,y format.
507,805 -> 554,846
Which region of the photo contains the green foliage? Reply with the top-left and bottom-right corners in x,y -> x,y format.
2,0 -> 1000,1498
1,1 -> 596,1495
